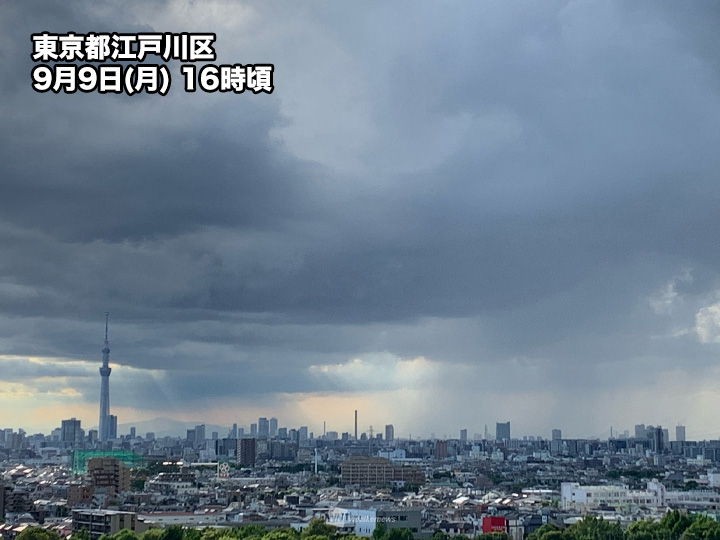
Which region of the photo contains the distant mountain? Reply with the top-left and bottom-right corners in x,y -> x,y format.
115,418 -> 232,438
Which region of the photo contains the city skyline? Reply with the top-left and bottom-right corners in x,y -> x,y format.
3,2 -> 720,439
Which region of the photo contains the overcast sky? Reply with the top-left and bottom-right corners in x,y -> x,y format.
2,0 -> 720,440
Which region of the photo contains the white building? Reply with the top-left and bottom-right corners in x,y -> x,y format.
562,481 -> 720,512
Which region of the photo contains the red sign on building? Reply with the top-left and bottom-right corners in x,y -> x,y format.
482,516 -> 507,534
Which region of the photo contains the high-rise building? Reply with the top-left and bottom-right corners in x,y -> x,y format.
552,429 -> 562,441
278,427 -> 288,439
299,426 -> 308,441
108,415 -> 117,439
676,425 -> 686,442
434,440 -> 448,460
652,426 -> 665,453
237,438 -> 256,466
634,424 -> 646,439
250,423 -> 257,437
385,424 -> 394,443
87,456 -> 130,494
258,418 -> 269,438
269,418 -> 278,438
460,429 -> 467,442
129,427 -> 136,439
98,313 -> 113,442
61,418 -> 83,448
229,423 -> 238,439
194,424 -> 206,449
496,422 -> 511,441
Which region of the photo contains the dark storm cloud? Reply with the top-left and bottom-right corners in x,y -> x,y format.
2,0 -> 720,434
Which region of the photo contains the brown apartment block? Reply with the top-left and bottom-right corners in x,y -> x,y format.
87,457 -> 131,495
340,457 -> 425,487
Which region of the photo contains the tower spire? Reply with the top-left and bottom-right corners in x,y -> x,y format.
99,312 -> 113,441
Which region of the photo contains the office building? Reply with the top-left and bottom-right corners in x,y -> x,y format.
677,425 -> 686,442
237,438 -> 256,466
552,429 -> 562,441
62,418 -> 84,448
258,418 -> 269,438
496,422 -> 511,441
385,424 -> 394,443
269,418 -> 278,437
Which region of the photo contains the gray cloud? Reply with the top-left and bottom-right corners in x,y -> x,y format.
2,0 -> 720,436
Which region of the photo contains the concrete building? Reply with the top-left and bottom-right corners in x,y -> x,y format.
385,425 -> 394,443
237,438 -> 256,466
328,505 -> 420,536
496,422 -> 511,441
258,418 -> 269,438
340,457 -> 425,487
61,418 -> 84,448
562,481 -> 720,512
72,509 -> 150,540
87,456 -> 131,495
552,429 -> 562,441
677,425 -> 686,442
269,418 -> 278,438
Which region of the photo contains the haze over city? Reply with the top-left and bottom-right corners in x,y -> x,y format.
3,1 -> 720,440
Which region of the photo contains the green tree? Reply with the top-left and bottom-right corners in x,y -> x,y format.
432,532 -> 450,540
527,524 -> 560,540
661,510 -> 696,540
16,528 -> 62,540
384,529 -> 413,540
115,531 -> 140,540
482,533 -> 510,540
372,524 -> 387,540
72,530 -> 91,540
239,527 -> 267,540
626,519 -> 671,540
263,529 -> 300,540
303,519 -> 337,539
680,516 -> 720,540
141,529 -> 165,540
567,516 -> 622,540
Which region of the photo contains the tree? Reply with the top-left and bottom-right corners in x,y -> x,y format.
16,528 -> 62,540
661,510 -> 696,540
626,519 -> 671,540
384,529 -> 413,540
238,526 -> 267,540
161,526 -> 184,540
482,533 -> 510,540
566,516 -> 622,540
263,529 -> 300,540
141,529 -> 165,540
680,516 -> 720,540
372,524 -> 387,540
72,530 -> 91,540
115,531 -> 140,540
527,524 -> 560,540
303,519 -> 337,539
